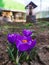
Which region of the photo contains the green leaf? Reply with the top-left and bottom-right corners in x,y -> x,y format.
19,52 -> 28,63
7,46 -> 15,61
29,48 -> 37,61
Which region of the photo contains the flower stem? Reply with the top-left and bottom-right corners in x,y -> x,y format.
16,50 -> 19,65
26,55 -> 29,61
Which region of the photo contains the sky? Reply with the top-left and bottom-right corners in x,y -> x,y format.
14,0 -> 49,12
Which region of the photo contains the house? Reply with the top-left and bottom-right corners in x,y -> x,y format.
0,0 -> 26,22
36,11 -> 49,21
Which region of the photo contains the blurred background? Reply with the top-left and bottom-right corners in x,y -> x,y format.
0,0 -> 49,22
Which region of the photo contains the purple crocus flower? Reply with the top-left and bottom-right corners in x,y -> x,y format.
22,29 -> 32,37
7,33 -> 21,44
16,35 -> 36,52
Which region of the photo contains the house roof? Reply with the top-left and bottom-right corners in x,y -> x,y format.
0,0 -> 25,13
25,1 -> 37,9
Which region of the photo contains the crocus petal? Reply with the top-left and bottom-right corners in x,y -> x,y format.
29,39 -> 36,49
7,33 -> 17,44
18,44 -> 29,51
16,35 -> 36,52
16,34 -> 22,40
7,33 -> 21,44
22,29 -> 32,37
16,38 -> 29,51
